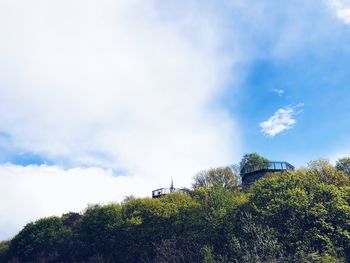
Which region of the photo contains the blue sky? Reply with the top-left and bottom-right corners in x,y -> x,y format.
1,0 -> 350,239
235,32 -> 350,165
234,48 -> 350,165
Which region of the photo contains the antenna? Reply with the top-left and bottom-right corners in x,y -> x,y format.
170,178 -> 174,192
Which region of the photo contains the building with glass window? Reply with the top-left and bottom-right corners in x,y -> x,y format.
241,161 -> 294,187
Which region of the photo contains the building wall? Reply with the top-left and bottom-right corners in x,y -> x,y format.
242,171 -> 268,186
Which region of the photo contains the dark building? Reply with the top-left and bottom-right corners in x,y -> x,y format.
152,179 -> 191,198
241,161 -> 294,187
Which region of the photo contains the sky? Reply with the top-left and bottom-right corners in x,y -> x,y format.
1,0 -> 350,239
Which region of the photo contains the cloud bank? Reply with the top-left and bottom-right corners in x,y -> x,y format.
0,164 -> 151,239
0,1 -> 239,182
0,0 -> 240,239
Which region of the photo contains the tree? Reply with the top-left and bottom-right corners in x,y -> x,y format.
240,153 -> 269,172
192,167 -> 238,190
77,204 -> 124,261
0,240 -> 10,262
336,157 -> 350,176
247,167 -> 350,261
7,217 -> 72,262
153,239 -> 200,263
62,212 -> 81,227
192,170 -> 210,189
308,159 -> 350,187
237,212 -> 285,263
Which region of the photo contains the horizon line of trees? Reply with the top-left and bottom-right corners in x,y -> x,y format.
1,153 -> 350,262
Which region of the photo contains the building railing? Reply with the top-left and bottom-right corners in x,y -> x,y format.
152,188 -> 173,198
240,161 -> 294,176
152,187 -> 191,198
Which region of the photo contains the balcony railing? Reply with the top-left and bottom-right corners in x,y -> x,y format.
241,161 -> 294,176
152,188 -> 173,198
152,187 -> 191,198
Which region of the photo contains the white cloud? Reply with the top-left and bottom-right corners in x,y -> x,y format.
328,0 -> 350,25
272,88 -> 285,96
0,164 -> 154,239
0,1 -> 240,184
260,105 -> 303,137
0,1 -> 241,239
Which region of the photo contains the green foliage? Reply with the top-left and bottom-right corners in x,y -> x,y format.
0,240 -> 10,262
4,158 -> 350,262
7,216 -> 72,262
192,166 -> 238,190
235,212 -> 285,263
247,165 -> 350,261
153,239 -> 201,263
336,157 -> 350,176
240,152 -> 269,171
201,245 -> 216,263
76,203 -> 124,261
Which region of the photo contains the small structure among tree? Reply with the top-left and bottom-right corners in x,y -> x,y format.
241,161 -> 294,187
152,179 -> 191,198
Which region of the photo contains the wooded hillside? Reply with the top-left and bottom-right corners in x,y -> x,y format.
1,157 -> 350,262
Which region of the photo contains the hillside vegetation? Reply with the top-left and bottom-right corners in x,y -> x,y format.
1,156 -> 350,262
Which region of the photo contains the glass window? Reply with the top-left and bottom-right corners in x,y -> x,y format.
277,163 -> 283,170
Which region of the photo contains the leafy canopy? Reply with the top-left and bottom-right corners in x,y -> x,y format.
240,153 -> 269,170
192,166 -> 238,190
336,157 -> 350,176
